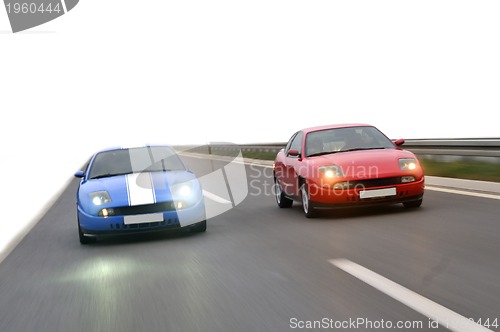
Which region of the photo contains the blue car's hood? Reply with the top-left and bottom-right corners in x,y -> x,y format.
78,170 -> 200,214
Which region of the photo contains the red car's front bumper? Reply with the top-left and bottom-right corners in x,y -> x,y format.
308,177 -> 424,208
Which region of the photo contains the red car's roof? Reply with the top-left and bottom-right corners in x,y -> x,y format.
300,123 -> 373,134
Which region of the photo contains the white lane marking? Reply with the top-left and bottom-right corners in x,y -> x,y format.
426,186 -> 500,200
203,190 -> 232,204
329,259 -> 493,332
256,164 -> 274,169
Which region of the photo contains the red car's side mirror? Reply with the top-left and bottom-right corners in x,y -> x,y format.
394,139 -> 405,146
287,149 -> 300,157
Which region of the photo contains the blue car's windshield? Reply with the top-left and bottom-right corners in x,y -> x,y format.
88,146 -> 185,180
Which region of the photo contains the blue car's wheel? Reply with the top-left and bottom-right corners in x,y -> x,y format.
189,220 -> 206,233
78,216 -> 96,244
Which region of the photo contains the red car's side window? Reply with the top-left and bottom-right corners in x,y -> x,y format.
286,132 -> 303,157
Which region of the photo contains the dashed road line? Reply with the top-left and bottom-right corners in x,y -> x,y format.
426,186 -> 500,200
203,190 -> 232,204
330,259 -> 493,332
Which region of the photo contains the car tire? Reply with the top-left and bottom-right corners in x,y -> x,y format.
78,225 -> 96,244
190,220 -> 207,233
403,199 -> 423,208
78,216 -> 96,245
274,177 -> 293,208
301,183 -> 317,218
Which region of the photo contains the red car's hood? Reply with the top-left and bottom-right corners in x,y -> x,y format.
306,148 -> 419,180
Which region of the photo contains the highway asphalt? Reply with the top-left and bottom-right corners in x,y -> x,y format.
0,155 -> 499,332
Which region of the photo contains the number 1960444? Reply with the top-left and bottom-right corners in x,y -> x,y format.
6,2 -> 62,14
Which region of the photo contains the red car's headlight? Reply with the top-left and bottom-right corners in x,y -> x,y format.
399,158 -> 417,171
319,165 -> 344,178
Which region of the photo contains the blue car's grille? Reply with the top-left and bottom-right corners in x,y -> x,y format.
109,217 -> 180,231
113,201 -> 176,215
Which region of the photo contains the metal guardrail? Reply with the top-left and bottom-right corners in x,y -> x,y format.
176,139 -> 500,162
402,139 -> 500,160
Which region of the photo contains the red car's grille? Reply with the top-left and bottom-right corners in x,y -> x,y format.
346,177 -> 402,188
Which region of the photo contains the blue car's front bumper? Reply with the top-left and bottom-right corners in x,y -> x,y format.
77,200 -> 206,236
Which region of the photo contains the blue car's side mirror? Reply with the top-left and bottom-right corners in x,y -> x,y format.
74,171 -> 85,178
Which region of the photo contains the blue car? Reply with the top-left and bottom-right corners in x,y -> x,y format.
74,145 -> 206,244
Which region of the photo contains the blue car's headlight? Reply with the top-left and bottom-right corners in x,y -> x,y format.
172,183 -> 193,198
171,181 -> 202,209
89,191 -> 112,205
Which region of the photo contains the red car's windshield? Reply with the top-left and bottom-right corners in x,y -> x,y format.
305,126 -> 395,157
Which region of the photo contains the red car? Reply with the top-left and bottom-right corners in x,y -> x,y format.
273,124 -> 424,217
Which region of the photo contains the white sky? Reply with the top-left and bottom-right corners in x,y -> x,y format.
0,1 -> 499,254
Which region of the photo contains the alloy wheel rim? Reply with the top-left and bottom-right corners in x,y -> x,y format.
302,186 -> 308,213
275,180 -> 281,204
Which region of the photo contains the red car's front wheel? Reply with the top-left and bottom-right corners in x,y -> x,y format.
274,177 -> 293,208
301,183 -> 318,218
403,198 -> 423,208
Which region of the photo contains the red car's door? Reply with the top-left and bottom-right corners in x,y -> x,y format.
283,131 -> 304,197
